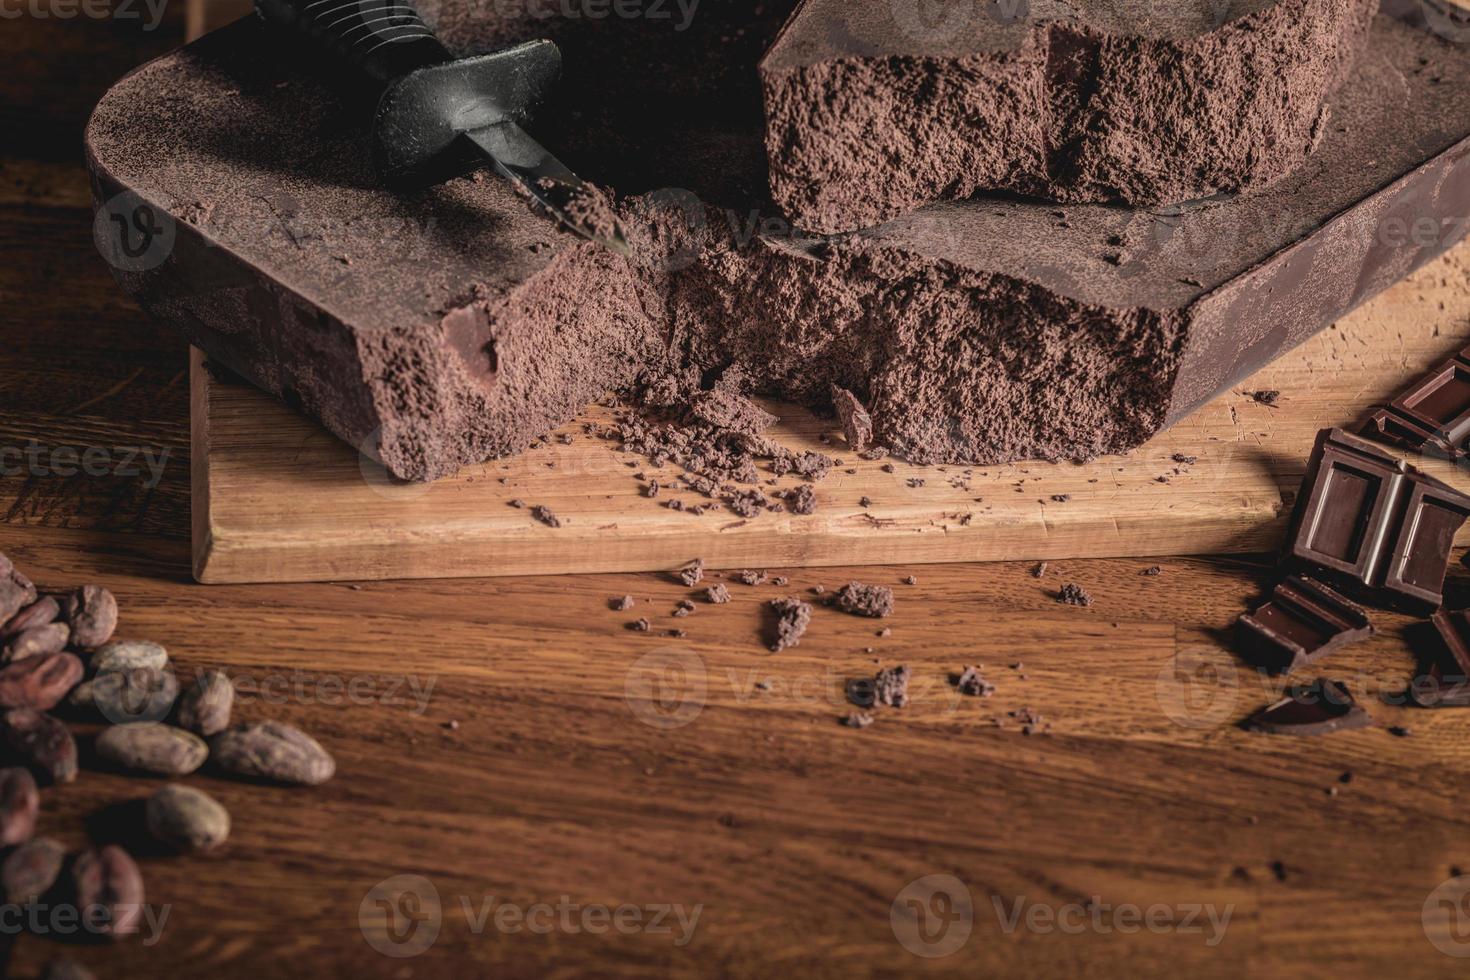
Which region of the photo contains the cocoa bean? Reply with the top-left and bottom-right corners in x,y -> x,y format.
60,586 -> 117,650
0,765 -> 38,846
177,670 -> 233,736
41,958 -> 97,980
0,652 -> 83,711
90,639 -> 167,675
0,558 -> 37,625
71,844 -> 144,940
1,835 -> 63,905
146,784 -> 230,852
65,679 -> 94,712
0,596 -> 59,639
3,709 -> 77,784
3,622 -> 70,664
92,666 -> 178,724
212,721 -> 335,785
96,723 -> 207,776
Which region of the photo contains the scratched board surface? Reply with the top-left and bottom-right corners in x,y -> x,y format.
189,243 -> 1470,583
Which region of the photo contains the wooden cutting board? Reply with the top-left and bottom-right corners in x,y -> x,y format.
190,242 -> 1470,583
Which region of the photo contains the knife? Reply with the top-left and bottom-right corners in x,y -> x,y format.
253,0 -> 629,254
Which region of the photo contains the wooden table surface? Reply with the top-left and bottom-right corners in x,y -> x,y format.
6,11 -> 1470,979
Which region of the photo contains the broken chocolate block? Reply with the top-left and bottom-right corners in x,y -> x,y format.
1236,576 -> 1373,674
1282,428 -> 1470,611
831,386 -> 874,453
1410,608 -> 1470,707
1361,344 -> 1470,459
1246,678 -> 1373,735
761,0 -> 1376,233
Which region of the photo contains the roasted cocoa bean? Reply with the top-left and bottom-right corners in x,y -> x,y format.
96,723 -> 207,776
3,622 -> 70,664
3,709 -> 77,784
0,765 -> 39,846
146,784 -> 230,852
60,586 -> 117,649
71,844 -> 144,940
177,670 -> 233,736
92,666 -> 178,724
0,596 -> 59,639
0,557 -> 37,625
211,721 -> 335,785
0,652 -> 83,711
90,639 -> 167,675
1,835 -> 63,905
65,679 -> 94,712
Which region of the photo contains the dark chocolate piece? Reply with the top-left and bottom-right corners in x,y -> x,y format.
761,0 -> 1376,233
1236,575 -> 1374,674
1282,428 -> 1470,611
1360,344 -> 1470,458
87,11 -> 1470,481
1410,608 -> 1470,706
1246,678 -> 1373,735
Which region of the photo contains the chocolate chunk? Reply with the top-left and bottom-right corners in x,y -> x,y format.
1236,576 -> 1373,674
673,600 -> 696,618
830,386 -> 874,453
630,618 -> 651,632
840,712 -> 874,729
678,559 -> 705,587
530,505 -> 561,528
611,595 -> 636,611
784,484 -> 817,515
705,584 -> 730,604
832,582 -> 894,618
1284,428 -> 1470,611
737,570 -> 768,586
767,597 -> 812,652
1245,678 -> 1372,735
687,389 -> 777,436
1360,344 -> 1470,459
1409,608 -> 1470,707
1057,583 -> 1093,607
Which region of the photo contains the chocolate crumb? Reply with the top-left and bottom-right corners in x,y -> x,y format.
902,575 -> 917,586
767,597 -> 812,652
877,627 -> 891,638
1171,453 -> 1198,465
955,666 -> 995,698
673,600 -> 696,618
772,576 -> 789,586
1250,389 -> 1281,406
1031,562 -> 1048,578
643,480 -> 660,498
873,666 -> 911,708
666,629 -> 687,638
611,595 -> 636,611
785,484 -> 817,515
705,584 -> 730,604
678,559 -> 705,587
833,582 -> 895,618
630,618 -> 651,632
508,499 -> 526,508
530,505 -> 561,528
859,496 -> 873,507
1388,725 -> 1412,737
841,712 -> 874,729
737,570 -> 768,586
1057,583 -> 1093,606
1142,565 -> 1163,576
1050,494 -> 1070,503
881,463 -> 896,473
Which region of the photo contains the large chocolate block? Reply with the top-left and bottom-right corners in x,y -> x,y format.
86,7 -> 1470,481
1363,344 -> 1470,458
1284,428 -> 1470,610
761,0 -> 1378,234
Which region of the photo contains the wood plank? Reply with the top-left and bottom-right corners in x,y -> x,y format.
192,242 -> 1470,583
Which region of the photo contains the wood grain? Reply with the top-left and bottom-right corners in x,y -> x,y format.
3,7 -> 1469,979
193,243 -> 1470,583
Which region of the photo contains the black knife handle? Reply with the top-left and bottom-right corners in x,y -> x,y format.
254,0 -> 452,85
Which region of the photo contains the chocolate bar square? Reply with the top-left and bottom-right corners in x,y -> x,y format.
1411,608 -> 1470,707
1362,345 -> 1470,458
1284,428 -> 1470,611
1236,576 -> 1373,675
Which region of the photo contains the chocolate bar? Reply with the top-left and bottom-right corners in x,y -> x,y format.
1236,576 -> 1373,675
1362,344 -> 1470,459
1246,678 -> 1373,735
761,0 -> 1376,234
1410,608 -> 1470,707
1283,428 -> 1470,611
